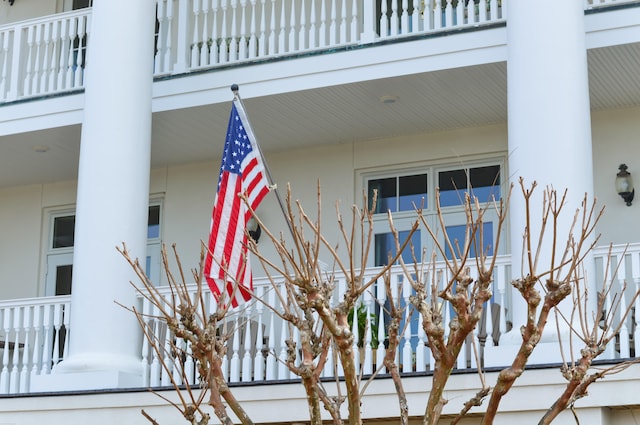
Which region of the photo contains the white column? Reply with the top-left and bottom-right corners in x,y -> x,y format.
499,1 -> 594,351
38,0 -> 157,390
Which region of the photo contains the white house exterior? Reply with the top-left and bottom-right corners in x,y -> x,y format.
0,0 -> 640,423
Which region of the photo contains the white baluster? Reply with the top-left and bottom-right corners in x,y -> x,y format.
229,0 -> 239,61
220,0 -> 230,63
350,0 -> 358,41
9,307 -> 22,393
268,0 -> 277,54
423,0 -> 434,31
1,308 -> 12,393
253,308 -> 265,381
329,0 -> 337,45
478,0 -> 487,22
47,21 -> 59,92
288,0 -> 297,51
210,0 -> 220,64
603,285 -> 615,359
619,288 -> 630,358
64,17 -> 76,89
184,340 -> 195,385
265,306 -> 277,380
155,0 -> 166,72
485,299 -> 495,348
30,305 -> 42,382
164,0 -> 175,73
455,0 -> 464,26
433,0 -> 443,30
401,281 -> 413,373
497,263 -> 507,337
74,15 -> 87,89
376,279 -> 387,373
362,292 -> 374,375
149,318 -> 161,387
200,0 -> 211,66
172,337 -> 184,386
258,0 -> 267,56
242,316 -> 253,382
20,306 -> 32,393
51,303 -> 63,367
277,318 -> 288,379
339,0 -> 347,43
229,321 -> 241,382
489,0 -> 499,20
466,0 -> 475,25
160,321 -> 173,386
411,0 -> 421,33
400,0 -> 409,34
56,18 -> 68,89
278,0 -> 286,53
248,0 -> 257,57
379,0 -> 389,37
351,304 -> 360,375
39,304 -> 53,375
307,0 -> 317,49
22,25 -> 35,96
415,310 -> 426,372
318,0 -> 327,47
299,0 -> 308,50
390,0 -> 400,36
191,0 -> 202,67
140,299 -> 151,387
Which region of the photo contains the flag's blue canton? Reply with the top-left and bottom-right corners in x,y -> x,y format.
218,105 -> 252,189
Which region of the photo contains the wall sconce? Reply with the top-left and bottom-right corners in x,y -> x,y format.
615,164 -> 634,206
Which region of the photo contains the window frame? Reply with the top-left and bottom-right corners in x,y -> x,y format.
360,156 -> 507,268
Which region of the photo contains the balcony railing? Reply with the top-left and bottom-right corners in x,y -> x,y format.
1,243 -> 639,395
0,0 -> 636,103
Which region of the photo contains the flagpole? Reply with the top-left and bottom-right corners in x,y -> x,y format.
230,84 -> 296,242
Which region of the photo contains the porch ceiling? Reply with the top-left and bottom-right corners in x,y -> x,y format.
0,42 -> 639,189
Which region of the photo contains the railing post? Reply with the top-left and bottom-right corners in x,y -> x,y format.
174,0 -> 191,73
360,0 -> 376,43
6,23 -> 24,102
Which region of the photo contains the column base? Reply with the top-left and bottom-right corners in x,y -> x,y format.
31,370 -> 143,393
30,353 -> 143,393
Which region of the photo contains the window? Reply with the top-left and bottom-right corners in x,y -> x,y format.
364,160 -> 504,268
45,204 -> 162,296
438,165 -> 501,207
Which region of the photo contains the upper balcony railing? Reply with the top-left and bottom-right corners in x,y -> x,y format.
1,243 -> 639,395
0,0 -> 636,104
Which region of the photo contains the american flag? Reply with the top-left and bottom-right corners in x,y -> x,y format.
204,99 -> 271,307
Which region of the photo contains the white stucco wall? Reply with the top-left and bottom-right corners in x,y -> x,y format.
592,106 -> 640,244
1,108 -> 639,299
0,0 -> 58,25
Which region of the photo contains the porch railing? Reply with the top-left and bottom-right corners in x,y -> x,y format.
1,243 -> 638,394
1,0 -> 635,103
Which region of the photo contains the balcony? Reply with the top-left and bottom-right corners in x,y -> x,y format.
0,243 -> 638,395
0,0 -> 636,104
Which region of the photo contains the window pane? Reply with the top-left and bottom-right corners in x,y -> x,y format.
53,216 -> 75,248
368,177 -> 397,213
469,165 -> 501,203
148,205 -> 160,239
444,222 -> 494,260
375,230 -> 420,266
438,169 -> 467,207
398,174 -> 428,211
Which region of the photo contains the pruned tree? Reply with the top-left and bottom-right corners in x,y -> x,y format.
119,178 -> 640,425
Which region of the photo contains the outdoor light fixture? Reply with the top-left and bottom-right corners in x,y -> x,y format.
615,164 -> 634,206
